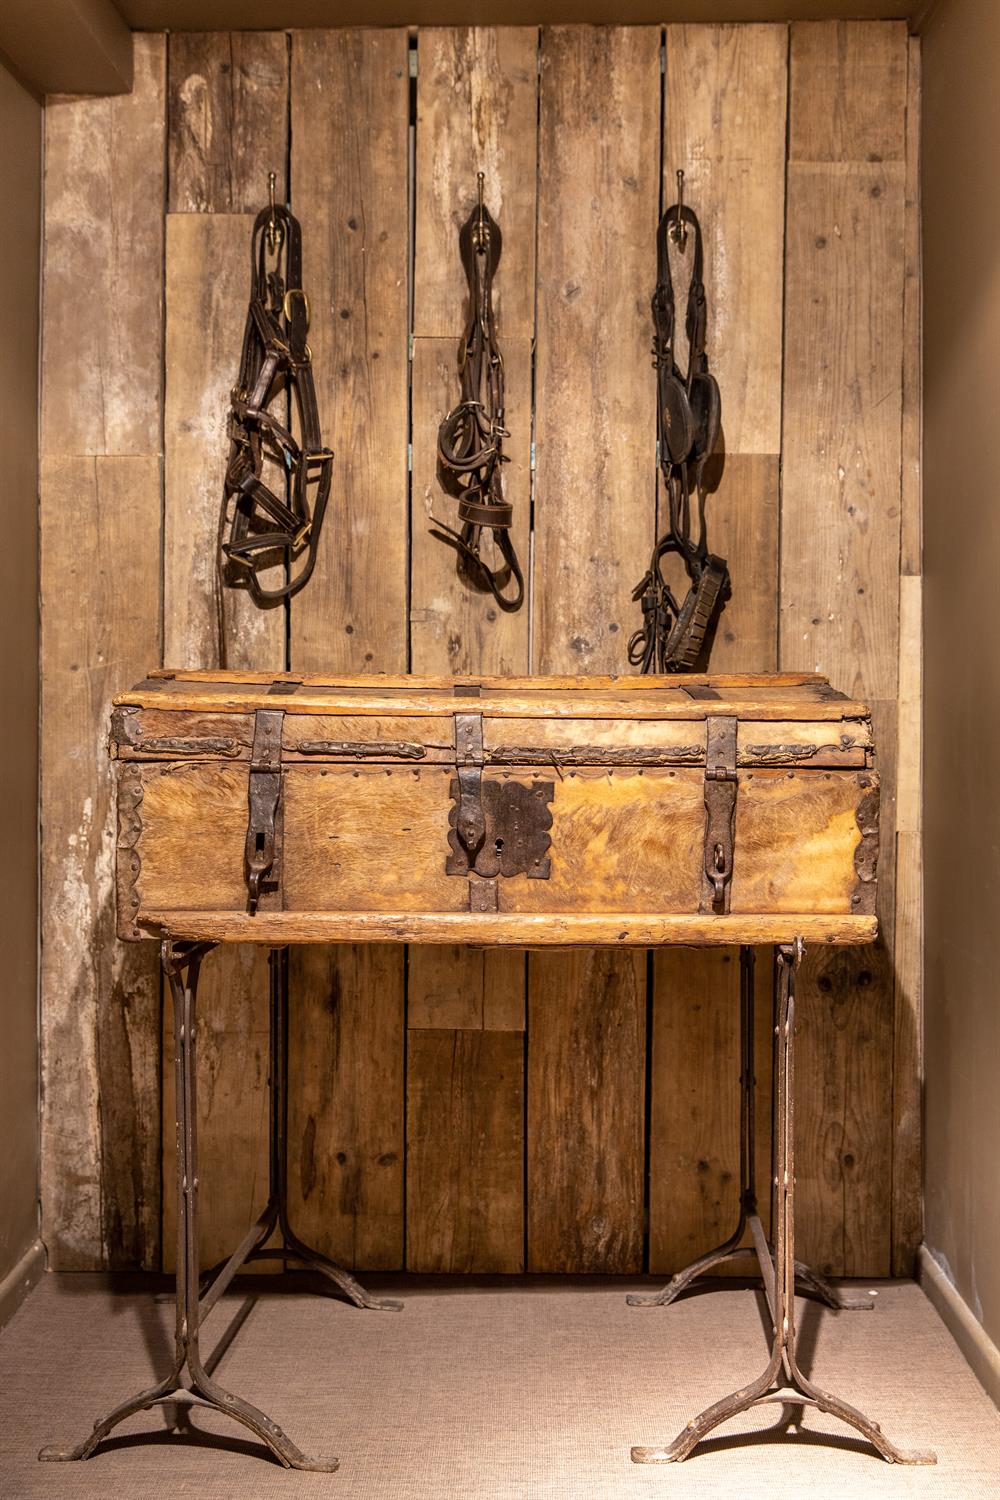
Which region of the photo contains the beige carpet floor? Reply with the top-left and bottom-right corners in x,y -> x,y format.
0,1274 -> 997,1499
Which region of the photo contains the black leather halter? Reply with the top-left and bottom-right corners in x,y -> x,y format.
629,196 -> 730,673
219,200 -> 332,608
431,179 -> 524,613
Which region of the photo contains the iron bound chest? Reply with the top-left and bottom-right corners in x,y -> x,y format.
110,671 -> 879,948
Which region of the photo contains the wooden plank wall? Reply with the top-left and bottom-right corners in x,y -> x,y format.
39,21 -> 922,1281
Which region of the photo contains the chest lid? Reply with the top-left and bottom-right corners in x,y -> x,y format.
111,670 -> 873,772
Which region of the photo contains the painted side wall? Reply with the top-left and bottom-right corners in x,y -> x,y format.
922,0 -> 1000,1350
0,58 -> 41,1293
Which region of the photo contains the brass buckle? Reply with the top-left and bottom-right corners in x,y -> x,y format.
283,288 -> 311,330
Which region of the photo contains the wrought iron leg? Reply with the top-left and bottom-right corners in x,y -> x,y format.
631,942 -> 936,1466
628,945 -> 869,1313
40,941 -> 340,1471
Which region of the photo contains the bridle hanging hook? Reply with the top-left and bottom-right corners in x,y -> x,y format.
669,168 -> 688,252
266,170 -> 284,255
475,170 -> 488,251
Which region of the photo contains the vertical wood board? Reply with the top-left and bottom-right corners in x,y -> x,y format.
532,25 -> 660,675
40,455 -> 162,1271
168,31 -> 289,214
414,27 -> 537,340
407,1030 -> 524,1273
41,35 -> 165,458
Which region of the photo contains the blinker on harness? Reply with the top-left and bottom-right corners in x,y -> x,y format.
219,184 -> 332,608
629,179 -> 730,673
432,174 -> 524,613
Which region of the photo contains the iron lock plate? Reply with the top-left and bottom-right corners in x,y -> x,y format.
446,712 -> 554,879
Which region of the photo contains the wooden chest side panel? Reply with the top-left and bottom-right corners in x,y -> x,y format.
731,770 -> 872,915
282,767 -> 466,913
134,764 -> 248,911
502,769 -> 703,914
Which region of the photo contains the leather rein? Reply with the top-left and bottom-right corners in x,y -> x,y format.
219,200 -> 332,608
432,179 -> 524,613
629,196 -> 729,673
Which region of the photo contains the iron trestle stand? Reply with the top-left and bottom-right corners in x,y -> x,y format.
41,940 -> 400,1471
630,942 -> 936,1467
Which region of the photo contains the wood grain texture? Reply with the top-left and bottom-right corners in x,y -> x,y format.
139,911 -> 878,947
900,36 -> 922,578
162,946 -> 271,1272
168,31 -> 288,213
41,34 -> 165,458
40,456 -> 162,1271
649,949 -> 773,1272
407,1030 -> 524,1271
290,28 -> 410,672
287,946 -> 405,1268
533,26 -> 660,675
781,19 -> 908,1279
414,27 -> 537,339
410,336 -> 531,677
663,23 -> 788,457
528,950 -> 645,1272
164,213 -> 285,671
289,30 -> 411,1270
699,455 -> 780,674
408,948 -> 525,1030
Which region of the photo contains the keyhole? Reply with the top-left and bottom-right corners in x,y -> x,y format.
494,837 -> 505,852
255,832 -> 265,854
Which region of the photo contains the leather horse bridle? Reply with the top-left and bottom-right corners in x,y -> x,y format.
219,190 -> 332,608
432,175 -> 524,613
629,185 -> 729,673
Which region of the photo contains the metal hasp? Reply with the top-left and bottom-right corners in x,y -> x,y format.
245,707 -> 283,914
39,941 -> 400,1472
628,942 -> 937,1467
446,711 -> 554,885
701,715 -> 737,913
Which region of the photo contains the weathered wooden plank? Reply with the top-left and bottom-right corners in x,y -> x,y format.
527,25 -> 662,1274
135,911 -> 879,948
410,336 -> 531,676
414,27 -> 537,340
162,947 -> 271,1272
41,34 -> 165,458
407,1030 -> 524,1272
663,23 -> 788,457
789,21 -> 907,165
168,31 -> 288,214
781,20 -> 908,1277
779,161 -> 905,702
528,950 -> 645,1273
164,214 -> 286,672
533,25 -> 660,675
288,29 -> 410,1270
649,949 -> 773,1273
408,947 -> 525,1031
290,28 -> 410,672
40,455 -> 162,1271
794,940 -> 895,1277
900,36 -> 922,578
697,456 -> 780,672
288,946 -> 405,1268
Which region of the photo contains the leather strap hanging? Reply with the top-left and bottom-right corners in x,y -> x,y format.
431,174 -> 524,613
219,179 -> 332,608
629,173 -> 730,674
